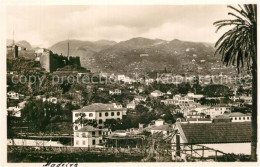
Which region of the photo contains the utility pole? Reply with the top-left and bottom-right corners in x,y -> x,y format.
67,37 -> 70,60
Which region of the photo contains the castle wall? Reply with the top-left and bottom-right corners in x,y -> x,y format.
39,51 -> 81,73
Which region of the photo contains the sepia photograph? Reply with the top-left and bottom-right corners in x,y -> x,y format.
1,0 -> 259,166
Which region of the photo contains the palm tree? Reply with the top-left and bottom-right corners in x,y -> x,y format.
214,5 -> 257,160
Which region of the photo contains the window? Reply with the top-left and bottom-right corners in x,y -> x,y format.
99,126 -> 102,129
83,141 -> 86,145
82,133 -> 86,137
99,131 -> 102,135
99,113 -> 102,117
105,112 -> 109,117
75,113 -> 80,117
111,112 -> 114,116
75,126 -> 78,130
76,133 -> 79,137
89,113 -> 93,117
76,140 -> 79,145
235,117 -> 237,120
99,140 -> 102,144
117,112 -> 120,116
243,117 -> 245,120
92,131 -> 95,137
99,119 -> 103,124
239,117 -> 241,120
92,139 -> 96,145
247,117 -> 250,120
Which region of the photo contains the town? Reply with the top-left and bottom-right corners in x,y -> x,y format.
7,40 -> 253,162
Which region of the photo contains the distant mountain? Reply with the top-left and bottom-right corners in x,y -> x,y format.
49,39 -> 117,68
6,39 -> 32,49
92,37 -> 219,74
48,37 -> 224,75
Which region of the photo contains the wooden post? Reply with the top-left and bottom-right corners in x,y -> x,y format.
202,146 -> 204,158
191,145 -> 193,157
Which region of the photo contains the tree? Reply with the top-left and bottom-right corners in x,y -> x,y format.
214,5 -> 257,160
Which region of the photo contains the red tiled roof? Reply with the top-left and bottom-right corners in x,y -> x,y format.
178,122 -> 252,144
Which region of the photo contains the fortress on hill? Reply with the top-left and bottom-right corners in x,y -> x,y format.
7,45 -> 86,73
38,50 -> 82,73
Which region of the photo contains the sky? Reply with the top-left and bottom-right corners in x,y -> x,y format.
6,5 -> 232,48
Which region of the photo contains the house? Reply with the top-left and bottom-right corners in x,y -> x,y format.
7,106 -> 21,117
74,126 -> 104,147
72,103 -> 126,130
155,118 -> 165,126
203,106 -> 231,118
151,124 -> 173,135
7,91 -> 19,100
117,75 -> 126,81
47,97 -> 58,104
112,103 -> 123,109
109,89 -> 121,95
127,100 -> 136,109
186,110 -> 204,118
134,95 -> 147,102
161,99 -> 176,105
226,112 -> 252,122
150,90 -> 164,97
171,122 -> 252,160
186,93 -> 204,100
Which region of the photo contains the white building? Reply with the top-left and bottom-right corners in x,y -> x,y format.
150,90 -> 164,97
203,106 -> 231,118
134,95 -> 147,102
117,75 -> 126,81
72,103 -> 126,130
7,106 -> 21,117
186,93 -> 204,100
7,91 -> 19,100
74,126 -> 105,147
127,100 -> 136,109
227,112 -> 252,122
151,124 -> 172,135
109,89 -> 121,95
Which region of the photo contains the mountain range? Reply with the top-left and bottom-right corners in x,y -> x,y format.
7,37 -> 223,75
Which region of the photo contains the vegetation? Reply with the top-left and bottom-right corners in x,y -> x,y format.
214,4 -> 257,160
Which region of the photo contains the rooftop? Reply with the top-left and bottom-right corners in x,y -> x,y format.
227,112 -> 251,117
72,103 -> 124,112
177,122 -> 252,144
76,126 -> 101,132
151,90 -> 163,94
151,124 -> 172,131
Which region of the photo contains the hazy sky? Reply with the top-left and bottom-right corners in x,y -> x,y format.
6,5 -> 231,48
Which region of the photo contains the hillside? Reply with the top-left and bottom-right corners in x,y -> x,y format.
92,37 -> 221,74
6,39 -> 32,49
49,39 -> 116,68
46,37 -> 231,75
